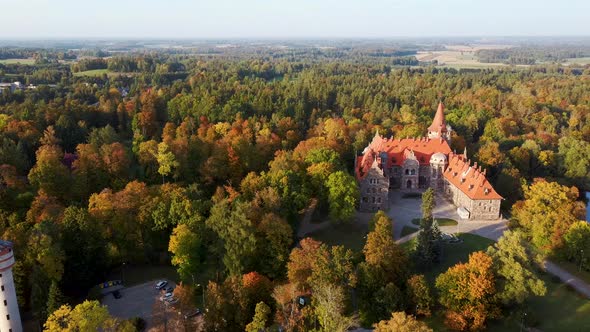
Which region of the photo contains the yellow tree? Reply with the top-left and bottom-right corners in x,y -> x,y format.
373,312 -> 432,332
435,251 -> 499,331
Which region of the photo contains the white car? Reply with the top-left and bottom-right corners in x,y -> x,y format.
160,292 -> 173,301
155,280 -> 168,290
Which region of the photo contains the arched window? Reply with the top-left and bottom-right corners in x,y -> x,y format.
410,169 -> 416,175
405,169 -> 409,175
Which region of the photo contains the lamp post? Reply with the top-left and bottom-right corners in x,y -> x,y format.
197,283 -> 205,309
520,312 -> 527,332
122,262 -> 126,285
579,249 -> 585,272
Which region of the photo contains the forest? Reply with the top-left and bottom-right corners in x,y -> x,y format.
0,43 -> 589,331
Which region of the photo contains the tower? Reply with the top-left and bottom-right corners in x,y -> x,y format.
0,241 -> 21,332
427,102 -> 452,143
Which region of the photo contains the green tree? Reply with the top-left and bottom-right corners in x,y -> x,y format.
28,145 -> 71,199
421,188 -> 435,220
169,223 -> 201,282
46,280 -> 65,319
326,171 -> 359,223
415,217 -> 442,268
486,230 -> 546,305
563,221 -> 590,271
206,199 -> 257,276
246,302 -> 271,332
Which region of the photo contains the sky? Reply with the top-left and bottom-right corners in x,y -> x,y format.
1,0 -> 589,39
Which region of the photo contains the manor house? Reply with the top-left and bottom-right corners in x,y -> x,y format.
355,102 -> 502,220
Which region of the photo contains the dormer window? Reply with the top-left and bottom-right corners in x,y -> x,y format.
469,184 -> 474,190
484,188 -> 489,195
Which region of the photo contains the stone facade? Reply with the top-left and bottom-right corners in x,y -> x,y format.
359,159 -> 389,211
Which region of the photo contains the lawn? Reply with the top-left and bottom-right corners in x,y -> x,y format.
73,69 -> 111,77
308,222 -> 369,252
401,225 -> 419,237
411,218 -> 458,226
0,58 -> 36,65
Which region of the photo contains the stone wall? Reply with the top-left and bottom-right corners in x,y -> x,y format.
359,167 -> 390,212
443,180 -> 501,220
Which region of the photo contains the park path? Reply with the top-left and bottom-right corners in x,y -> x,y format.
543,260 -> 590,298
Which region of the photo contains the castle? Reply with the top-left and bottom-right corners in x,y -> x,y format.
355,102 -> 502,220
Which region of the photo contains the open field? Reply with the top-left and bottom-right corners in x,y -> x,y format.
73,68 -> 111,77
415,44 -> 524,69
0,58 -> 36,65
562,57 -> 590,65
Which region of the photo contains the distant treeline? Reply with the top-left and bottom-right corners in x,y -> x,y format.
476,46 -> 590,65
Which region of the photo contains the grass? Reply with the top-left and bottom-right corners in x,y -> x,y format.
73,69 -> 110,77
0,58 -> 36,65
308,222 -> 368,252
411,218 -> 458,226
401,225 -> 419,237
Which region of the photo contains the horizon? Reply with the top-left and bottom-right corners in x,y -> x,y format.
2,0 -> 589,39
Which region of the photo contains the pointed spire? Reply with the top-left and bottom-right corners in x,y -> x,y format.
428,101 -> 447,133
463,146 -> 468,159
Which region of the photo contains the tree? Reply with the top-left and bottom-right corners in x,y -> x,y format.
358,214 -> 408,325
44,300 -> 133,332
206,199 -> 257,276
421,188 -> 435,220
168,223 -> 201,282
486,230 -> 546,305
312,282 -> 357,332
28,145 -> 70,199
512,179 -> 584,252
325,171 -> 359,223
373,312 -> 433,332
157,141 -> 179,183
406,275 -> 433,317
46,280 -> 65,320
415,217 -> 442,268
436,251 -> 499,331
287,237 -> 323,290
563,221 -> 590,271
246,302 -> 271,332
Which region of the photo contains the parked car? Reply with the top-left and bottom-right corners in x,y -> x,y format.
155,280 -> 168,290
165,286 -> 175,293
112,290 -> 122,299
184,309 -> 202,319
167,298 -> 179,305
160,292 -> 173,301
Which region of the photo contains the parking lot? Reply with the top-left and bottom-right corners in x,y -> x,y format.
102,280 -> 178,329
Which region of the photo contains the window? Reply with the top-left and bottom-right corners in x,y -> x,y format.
366,188 -> 370,194
410,169 -> 416,175
377,197 -> 381,203
405,169 -> 409,175
3,300 -> 6,306
1,285 -> 4,291
372,197 -> 375,203
6,314 -> 9,320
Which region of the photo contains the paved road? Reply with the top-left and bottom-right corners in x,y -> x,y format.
543,260 -> 590,298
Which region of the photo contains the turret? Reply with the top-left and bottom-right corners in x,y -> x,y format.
427,101 -> 452,143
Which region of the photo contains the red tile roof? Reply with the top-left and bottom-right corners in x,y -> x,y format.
428,102 -> 447,133
443,154 -> 502,200
355,133 -> 452,180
